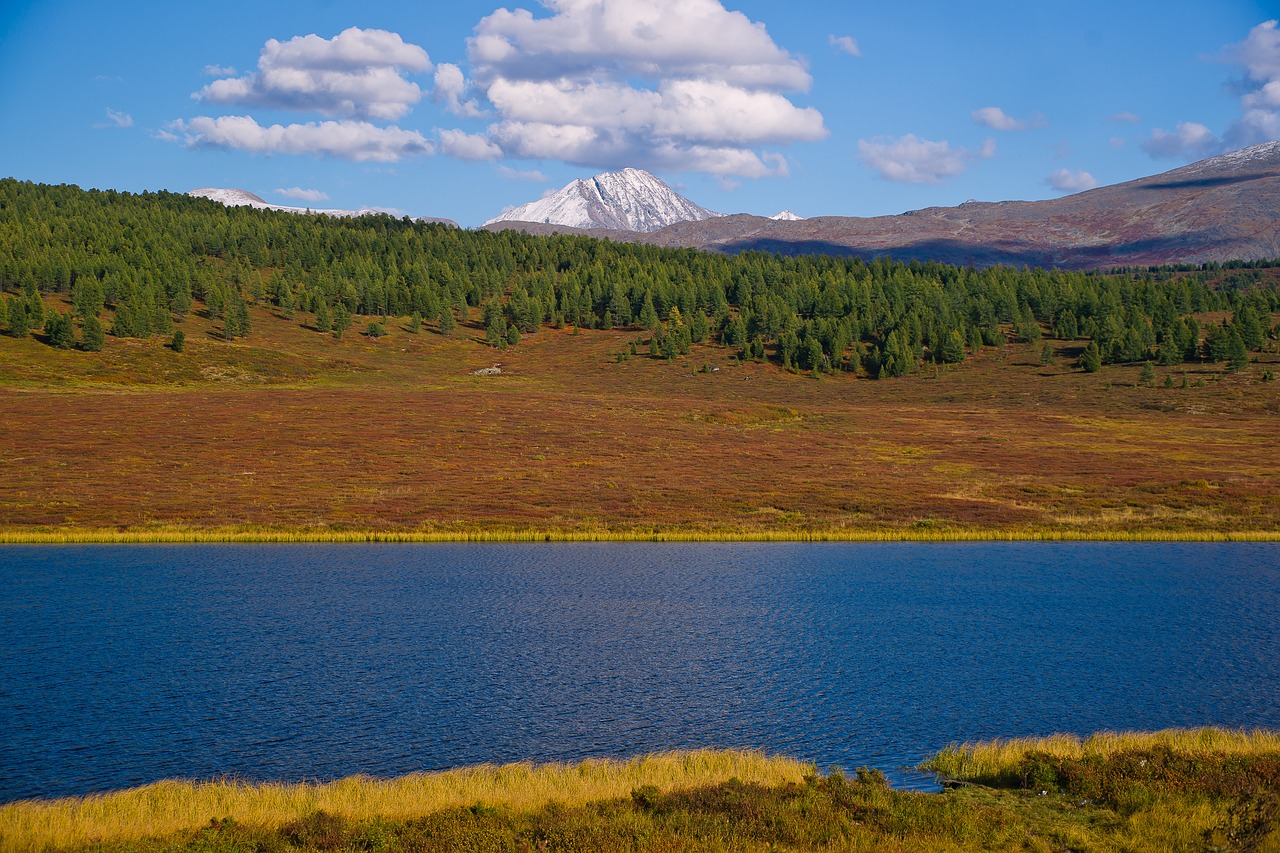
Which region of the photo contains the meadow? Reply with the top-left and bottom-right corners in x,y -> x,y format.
1,293 -> 1278,542
2,730 -> 1276,852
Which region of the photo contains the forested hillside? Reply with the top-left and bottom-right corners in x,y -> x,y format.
2,178 -> 1278,377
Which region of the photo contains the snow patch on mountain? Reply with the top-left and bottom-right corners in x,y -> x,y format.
770,210 -> 804,221
1161,140 -> 1280,179
485,168 -> 722,232
187,188 -> 425,221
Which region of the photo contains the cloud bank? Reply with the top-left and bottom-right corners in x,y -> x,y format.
197,27 -> 432,121
465,0 -> 826,177
1145,19 -> 1280,159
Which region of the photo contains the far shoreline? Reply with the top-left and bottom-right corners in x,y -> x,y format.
3,526 -> 1279,544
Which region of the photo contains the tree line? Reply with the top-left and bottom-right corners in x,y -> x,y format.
1,178 -> 1277,376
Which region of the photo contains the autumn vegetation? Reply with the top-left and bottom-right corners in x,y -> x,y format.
1,178 -> 1278,541
2,730 -> 1277,852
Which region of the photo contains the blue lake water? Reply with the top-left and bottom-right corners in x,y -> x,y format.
2,542 -> 1279,801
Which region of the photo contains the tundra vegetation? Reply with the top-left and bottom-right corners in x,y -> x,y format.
1,730 -> 1276,852
0,179 -> 1278,540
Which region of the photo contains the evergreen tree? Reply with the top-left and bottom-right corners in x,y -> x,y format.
45,311 -> 75,349
1226,329 -> 1249,371
171,329 -> 185,352
80,314 -> 104,351
439,306 -> 457,336
1079,341 -> 1102,373
314,300 -> 332,333
333,303 -> 351,338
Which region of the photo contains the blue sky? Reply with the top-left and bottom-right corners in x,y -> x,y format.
1,0 -> 1276,226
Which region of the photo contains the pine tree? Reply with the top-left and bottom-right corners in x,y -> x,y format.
45,311 -> 75,349
1079,341 -> 1102,373
439,306 -> 457,336
81,315 -> 104,351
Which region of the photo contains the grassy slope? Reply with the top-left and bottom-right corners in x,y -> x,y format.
1,296 -> 1279,540
3,732 -> 1277,852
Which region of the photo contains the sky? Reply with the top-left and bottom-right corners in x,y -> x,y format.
1,0 -> 1278,227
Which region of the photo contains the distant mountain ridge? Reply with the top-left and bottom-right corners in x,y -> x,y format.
187,188 -> 457,226
484,168 -> 722,232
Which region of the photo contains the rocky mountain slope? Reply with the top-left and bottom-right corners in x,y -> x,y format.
487,142 -> 1280,269
640,141 -> 1280,268
484,168 -> 722,232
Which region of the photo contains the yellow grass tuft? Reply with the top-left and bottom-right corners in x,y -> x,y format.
0,750 -> 812,853
923,727 -> 1280,781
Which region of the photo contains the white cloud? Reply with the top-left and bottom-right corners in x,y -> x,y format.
439,128 -> 503,160
1144,20 -> 1280,160
1107,111 -> 1142,124
197,28 -> 431,121
1142,121 -> 1219,159
433,63 -> 484,117
971,106 -> 1045,132
857,134 -> 992,184
96,108 -> 132,128
497,165 -> 548,181
1046,168 -> 1099,192
464,0 -> 823,177
829,35 -> 860,57
171,116 -> 435,161
971,106 -> 1025,131
1109,135 -> 1127,149
275,186 -> 329,202
203,64 -> 237,77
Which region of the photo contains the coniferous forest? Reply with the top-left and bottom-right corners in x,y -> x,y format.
2,178 -> 1278,376
2,177 -> 1280,541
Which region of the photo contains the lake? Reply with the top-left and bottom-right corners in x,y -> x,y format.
2,542 -> 1278,801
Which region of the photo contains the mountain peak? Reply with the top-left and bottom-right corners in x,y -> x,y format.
770,210 -> 804,221
485,168 -> 722,232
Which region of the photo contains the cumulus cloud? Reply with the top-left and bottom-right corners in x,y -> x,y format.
275,186 -> 329,202
971,106 -> 1044,132
1046,168 -> 1099,192
857,134 -> 994,184
197,27 -> 432,121
433,63 -> 484,117
1142,121 -> 1219,159
464,0 -> 824,177
439,128 -> 503,160
829,35 -> 860,57
171,116 -> 435,161
1145,20 -> 1280,159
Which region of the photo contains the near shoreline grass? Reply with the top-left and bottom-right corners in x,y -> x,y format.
3,525 -> 1280,544
5,731 -> 1279,853
0,751 -> 810,853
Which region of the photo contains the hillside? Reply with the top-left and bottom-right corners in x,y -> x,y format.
487,142 -> 1280,269
1,178 -> 1278,541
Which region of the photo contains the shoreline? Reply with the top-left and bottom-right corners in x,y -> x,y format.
2,526 -> 1279,544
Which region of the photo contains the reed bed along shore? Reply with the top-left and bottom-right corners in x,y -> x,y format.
0,751 -> 811,853
922,727 -> 1280,783
3,525 -> 1278,545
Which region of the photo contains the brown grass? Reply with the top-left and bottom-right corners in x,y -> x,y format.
2,298 -> 1278,539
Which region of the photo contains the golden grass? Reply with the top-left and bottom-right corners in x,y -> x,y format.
923,727 -> 1280,781
0,750 -> 811,853
2,525 -> 1279,544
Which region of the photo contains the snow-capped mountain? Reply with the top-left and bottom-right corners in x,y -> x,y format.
188,188 -> 388,218
770,210 -> 804,221
187,188 -> 456,225
484,168 -> 723,232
